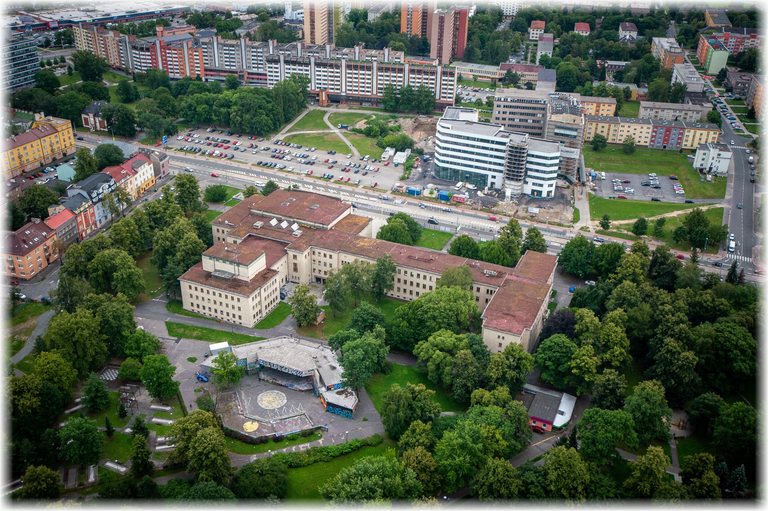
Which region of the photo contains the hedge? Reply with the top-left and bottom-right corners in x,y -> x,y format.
223,425 -> 320,445
270,434 -> 384,468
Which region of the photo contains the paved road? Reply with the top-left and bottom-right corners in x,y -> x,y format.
11,309 -> 54,366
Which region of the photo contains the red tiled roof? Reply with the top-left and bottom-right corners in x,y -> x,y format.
179,263 -> 279,297
531,20 -> 546,29
331,214 -> 372,235
246,190 -> 351,226
3,221 -> 56,256
574,22 -> 590,32
101,165 -> 134,184
43,209 -> 75,230
120,153 -> 151,173
512,250 -> 558,282
481,278 -> 551,335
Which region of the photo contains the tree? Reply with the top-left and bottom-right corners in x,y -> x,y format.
434,421 -> 489,492
73,147 -> 99,182
653,217 -> 667,238
591,133 -> 608,151
19,465 -> 60,500
43,308 -> 108,378
224,74 -> 240,90
287,283 -> 322,327
559,235 -> 594,277
18,185 -> 59,220
680,453 -> 721,499
591,369 -> 627,410
140,355 -> 179,400
624,446 -> 671,497
152,87 -> 177,117
100,103 -> 138,138
186,427 -> 232,486
370,254 -> 396,303
670,82 -> 687,104
94,143 -> 127,170
631,217 -> 648,236
450,350 -> 483,403
137,475 -> 161,500
144,68 -> 171,90
34,70 -> 60,94
381,383 -> 441,440
230,458 -> 289,499
535,334 -> 578,389
377,219 -> 413,245
707,109 -> 722,127
647,78 -> 671,102
672,225 -> 689,244
261,180 -> 279,196
118,403 -> 127,419
725,261 -> 739,284
181,481 -> 237,501
71,50 -> 109,82
340,260 -> 372,307
82,371 -> 110,412
123,329 -> 161,361
58,417 -> 102,466
522,227 -> 547,253
448,235 -> 480,259
485,343 -> 533,393
319,450 -> 422,503
130,435 -> 154,477
624,380 -> 673,443
323,270 -> 350,318
401,446 -> 441,495
88,249 -> 145,301
622,134 -> 636,154
436,265 -> 473,291
8,201 -> 26,231
712,402 -> 756,468
481,240 -> 513,267
689,392 -> 725,433
645,338 -> 699,407
348,301 -> 386,334
203,185 -> 227,203
541,446 -> 590,503
116,79 -> 139,103
389,212 -> 422,244
471,457 -> 523,501
577,408 -> 638,465
340,326 -> 389,390
210,350 -> 244,390
31,352 -> 78,400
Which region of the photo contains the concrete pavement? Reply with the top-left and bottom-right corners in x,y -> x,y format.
11,309 -> 54,366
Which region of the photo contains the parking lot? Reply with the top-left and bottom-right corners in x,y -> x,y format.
593,171 -> 693,203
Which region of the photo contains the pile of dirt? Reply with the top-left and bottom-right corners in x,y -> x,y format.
403,117 -> 437,148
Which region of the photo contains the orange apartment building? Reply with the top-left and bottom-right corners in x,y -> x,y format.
400,1 -> 423,36
3,219 -> 59,281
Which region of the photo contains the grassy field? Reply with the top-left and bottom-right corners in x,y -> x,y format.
57,71 -> 82,86
415,229 -> 454,250
584,146 -> 701,180
594,229 -> 639,242
744,124 -> 762,135
730,106 -> 750,114
147,422 -> 172,436
616,439 -> 672,462
166,299 -> 216,322
346,134 -> 385,160
619,101 -> 640,118
205,210 -> 223,222
283,133 -> 350,154
205,185 -> 243,203
458,79 -> 498,89
725,99 -> 745,106
86,392 -> 131,428
676,433 -> 717,470
616,207 -> 724,253
103,71 -> 129,83
165,322 -> 266,345
226,432 -> 322,455
135,250 -> 163,302
328,112 -> 371,128
11,302 -> 51,327
102,432 -> 134,463
588,195 -> 713,222
286,110 -> 330,132
297,297 -> 404,341
254,302 -> 292,329
285,438 -> 397,500
151,397 -> 183,419
365,363 -> 468,414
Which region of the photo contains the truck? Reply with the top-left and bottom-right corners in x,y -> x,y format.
748,156 -> 754,164
729,241 -> 736,252
338,124 -> 349,129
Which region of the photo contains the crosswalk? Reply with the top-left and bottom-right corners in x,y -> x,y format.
100,368 -> 119,381
722,254 -> 752,263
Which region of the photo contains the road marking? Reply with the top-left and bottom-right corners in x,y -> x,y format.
530,435 -> 558,447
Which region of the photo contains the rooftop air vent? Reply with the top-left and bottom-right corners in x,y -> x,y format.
281,202 -> 290,206
293,230 -> 303,237
253,221 -> 263,229
288,197 -> 296,201
291,223 -> 299,231
309,204 -> 319,209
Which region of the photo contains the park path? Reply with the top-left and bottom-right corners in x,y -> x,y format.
273,106 -> 362,158
573,184 -> 591,231
11,309 -> 55,366
321,110 -> 361,157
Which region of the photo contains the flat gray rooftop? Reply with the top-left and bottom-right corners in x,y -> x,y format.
438,119 -> 505,138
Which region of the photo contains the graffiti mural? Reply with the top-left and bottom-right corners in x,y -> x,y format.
326,405 -> 354,419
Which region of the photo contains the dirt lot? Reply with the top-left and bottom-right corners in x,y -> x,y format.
402,117 -> 438,149
494,186 -> 575,225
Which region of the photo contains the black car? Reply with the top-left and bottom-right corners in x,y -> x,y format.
651,197 -> 662,202
641,182 -> 651,186
713,262 -> 723,267
751,178 -> 755,183
76,136 -> 84,140
428,218 -> 439,225
651,185 -> 661,189
737,203 -> 743,209
685,199 -> 695,204
593,237 -> 605,243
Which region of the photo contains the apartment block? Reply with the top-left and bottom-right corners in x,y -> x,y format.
368,3 -> 394,21
2,116 -> 75,181
492,88 -> 551,138
639,101 -> 707,122
712,27 -> 764,55
73,23 -> 136,71
3,32 -> 40,91
303,0 -> 329,45
422,0 -> 436,39
529,20 -> 545,41
697,35 -> 729,74
545,93 -> 584,181
451,6 -> 469,59
580,96 -> 616,116
745,75 -> 765,123
66,173 -> 117,228
536,35 -> 553,65
44,208 -> 78,248
726,72 -> 756,97
62,194 -> 97,240
705,8 -> 731,28
694,142 -> 732,175
3,219 -> 59,281
430,9 -> 455,65
491,0 -> 519,17
193,188 -> 558,354
585,116 -> 719,149
400,1 -> 423,36
451,61 -> 503,82
651,37 -> 686,69
672,62 -> 705,93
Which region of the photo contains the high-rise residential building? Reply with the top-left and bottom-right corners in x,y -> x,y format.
327,0 -> 346,45
422,0 -> 436,39
3,31 -> 40,91
401,1 -> 423,36
711,27 -> 764,55
451,6 -> 469,59
303,0 -> 330,45
430,9 -> 455,65
696,35 -> 729,74
651,37 -> 686,69
672,63 -> 705,93
490,0 -> 519,17
746,75 -> 765,123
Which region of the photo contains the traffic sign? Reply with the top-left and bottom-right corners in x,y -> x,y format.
162,136 -> 167,144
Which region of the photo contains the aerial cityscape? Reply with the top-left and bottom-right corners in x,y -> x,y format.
2,0 -> 762,505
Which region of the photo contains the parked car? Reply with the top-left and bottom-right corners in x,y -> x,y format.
428,218 -> 439,225
196,372 -> 209,382
211,173 -> 219,177
585,280 -> 596,286
712,262 -> 723,267
675,254 -> 685,260
652,197 -> 662,202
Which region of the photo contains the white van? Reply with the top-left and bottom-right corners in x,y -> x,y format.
466,184 -> 477,190
728,241 -> 736,252
454,182 -> 464,190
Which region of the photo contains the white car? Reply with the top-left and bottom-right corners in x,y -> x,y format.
729,233 -> 735,240
254,181 -> 265,187
648,173 -> 657,177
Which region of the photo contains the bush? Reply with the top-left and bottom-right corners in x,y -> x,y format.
300,429 -> 312,437
381,361 -> 394,375
270,434 -> 383,468
196,394 -> 215,413
203,185 -> 228,203
287,433 -> 299,441
272,435 -> 284,443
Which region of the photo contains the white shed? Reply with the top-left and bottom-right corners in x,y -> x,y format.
209,342 -> 231,356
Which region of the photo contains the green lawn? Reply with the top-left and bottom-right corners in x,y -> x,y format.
152,397 -> 183,420
346,134 -> 385,159
676,433 -> 717,470
364,363 -> 468,414
616,439 -> 672,462
11,302 -> 51,327
594,229 -> 639,242
204,185 -> 242,203
573,207 -> 581,224
135,250 -> 163,302
619,101 -> 640,118
285,438 -> 397,500
725,99 -> 745,106
165,321 -> 266,345
166,299 -> 217,322
283,133 -> 350,154
205,210 -> 223,222
226,432 -> 322,455
588,194 -> 713,222
458,79 -> 498,89
254,302 -> 292,329
415,229 -> 454,250
86,391 -> 131,428
621,207 -> 724,253
14,354 -> 35,374
102,432 -> 134,463
729,107 -> 750,114
744,124 -> 762,135
102,71 -> 128,83
57,71 -> 82,86
328,112 -> 371,128
297,297 -> 404,341
147,423 -> 172,436
286,110 -> 330,132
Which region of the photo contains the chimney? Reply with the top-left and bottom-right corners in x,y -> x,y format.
32,218 -> 41,224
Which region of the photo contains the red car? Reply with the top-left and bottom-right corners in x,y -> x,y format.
617,195 -> 627,199
211,173 -> 219,177
375,167 -> 380,172
345,177 -> 350,182
308,170 -> 313,175
155,142 -> 162,147
206,141 -> 212,145
384,161 -> 390,166
531,425 -> 546,434
9,280 -> 19,286
224,145 -> 230,149
328,165 -> 334,169
372,182 -> 378,187
675,254 -> 685,260
488,216 -> 498,222
324,159 -> 330,163
248,143 -> 253,148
